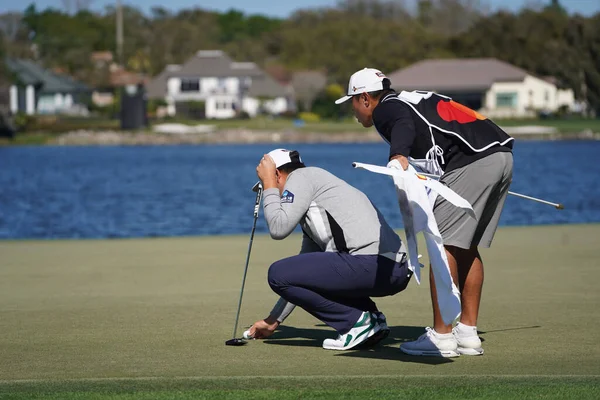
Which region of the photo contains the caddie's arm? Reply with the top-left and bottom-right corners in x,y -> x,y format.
374,101 -> 416,171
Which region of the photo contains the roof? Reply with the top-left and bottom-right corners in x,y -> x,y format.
291,70 -> 327,93
177,50 -> 263,78
5,58 -> 89,94
146,50 -> 287,99
386,58 -> 529,92
146,67 -> 172,99
247,74 -> 289,98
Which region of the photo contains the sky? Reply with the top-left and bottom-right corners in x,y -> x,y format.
1,0 -> 599,16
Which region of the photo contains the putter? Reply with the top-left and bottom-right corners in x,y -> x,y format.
225,181 -> 264,346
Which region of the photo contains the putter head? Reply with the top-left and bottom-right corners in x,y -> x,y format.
225,338 -> 247,346
252,181 -> 262,193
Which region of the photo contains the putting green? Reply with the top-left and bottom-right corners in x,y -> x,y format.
1,224 -> 599,398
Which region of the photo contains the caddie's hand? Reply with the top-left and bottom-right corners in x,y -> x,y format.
248,316 -> 280,339
256,154 -> 277,189
390,154 -> 410,171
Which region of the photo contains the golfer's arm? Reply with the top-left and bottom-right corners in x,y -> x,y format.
269,298 -> 296,323
263,178 -> 312,240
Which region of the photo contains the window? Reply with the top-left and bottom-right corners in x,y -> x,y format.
218,78 -> 227,93
180,78 -> 200,92
216,102 -> 230,110
496,92 -> 517,108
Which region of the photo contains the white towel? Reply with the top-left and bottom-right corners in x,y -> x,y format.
354,160 -> 468,325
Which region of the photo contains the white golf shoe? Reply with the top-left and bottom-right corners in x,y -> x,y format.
399,327 -> 460,358
357,311 -> 390,348
453,323 -> 484,355
322,311 -> 380,350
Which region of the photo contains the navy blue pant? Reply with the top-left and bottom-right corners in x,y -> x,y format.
268,252 -> 412,334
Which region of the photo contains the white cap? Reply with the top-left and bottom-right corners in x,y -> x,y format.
334,68 -> 389,104
267,148 -> 305,169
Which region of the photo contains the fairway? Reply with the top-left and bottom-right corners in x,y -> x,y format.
1,225 -> 599,399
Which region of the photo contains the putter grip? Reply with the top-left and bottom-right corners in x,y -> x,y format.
253,186 -> 263,218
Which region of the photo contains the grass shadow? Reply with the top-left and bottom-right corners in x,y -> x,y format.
264,325 -> 453,364
263,324 -> 453,364
477,325 -> 542,342
262,325 -> 331,347
334,345 -> 454,365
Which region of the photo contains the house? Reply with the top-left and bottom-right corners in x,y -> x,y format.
89,51 -> 148,108
5,58 -> 91,115
386,58 -> 577,118
0,64 -> 15,137
291,70 -> 327,112
146,50 -> 293,119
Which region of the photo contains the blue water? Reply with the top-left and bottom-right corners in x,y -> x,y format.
1,142 -> 599,240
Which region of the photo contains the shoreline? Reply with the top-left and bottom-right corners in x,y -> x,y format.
2,223 -> 598,242
41,128 -> 600,145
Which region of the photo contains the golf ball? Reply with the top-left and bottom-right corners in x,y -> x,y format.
243,330 -> 253,340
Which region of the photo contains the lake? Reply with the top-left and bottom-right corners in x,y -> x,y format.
1,141 -> 599,240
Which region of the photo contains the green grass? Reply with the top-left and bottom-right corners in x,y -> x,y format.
5,116 -> 599,145
493,117 -> 600,133
179,116 -> 600,134
209,117 -> 365,133
0,224 -> 599,398
1,377 -> 599,399
0,132 -> 58,145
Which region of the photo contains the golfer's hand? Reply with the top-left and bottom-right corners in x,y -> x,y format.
248,317 -> 279,339
256,154 -> 277,189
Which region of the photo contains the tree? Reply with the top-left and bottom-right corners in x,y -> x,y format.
312,83 -> 348,119
1,1 -> 598,113
0,12 -> 23,41
292,70 -> 327,112
61,0 -> 93,15
0,31 -> 16,139
545,0 -> 567,15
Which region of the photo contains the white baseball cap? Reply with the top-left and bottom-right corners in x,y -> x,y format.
334,68 -> 389,104
267,148 -> 305,169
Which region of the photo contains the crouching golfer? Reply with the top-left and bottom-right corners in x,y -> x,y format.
247,148 -> 412,350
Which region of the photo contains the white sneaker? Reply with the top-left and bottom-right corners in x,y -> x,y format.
322,311 -> 380,350
453,323 -> 484,355
400,327 -> 460,358
358,312 -> 390,348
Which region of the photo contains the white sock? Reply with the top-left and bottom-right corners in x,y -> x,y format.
456,322 -> 478,336
432,330 -> 454,338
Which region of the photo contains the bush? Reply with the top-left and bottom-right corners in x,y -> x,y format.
175,100 -> 205,119
13,112 -> 36,132
279,110 -> 298,119
15,115 -> 119,133
311,83 -> 351,120
298,112 -> 320,122
147,99 -> 168,114
237,111 -> 251,120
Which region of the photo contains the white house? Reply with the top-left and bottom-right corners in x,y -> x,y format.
387,58 -> 577,118
5,58 -> 90,116
146,50 -> 293,119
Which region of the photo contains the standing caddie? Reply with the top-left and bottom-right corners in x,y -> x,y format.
335,68 -> 514,357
